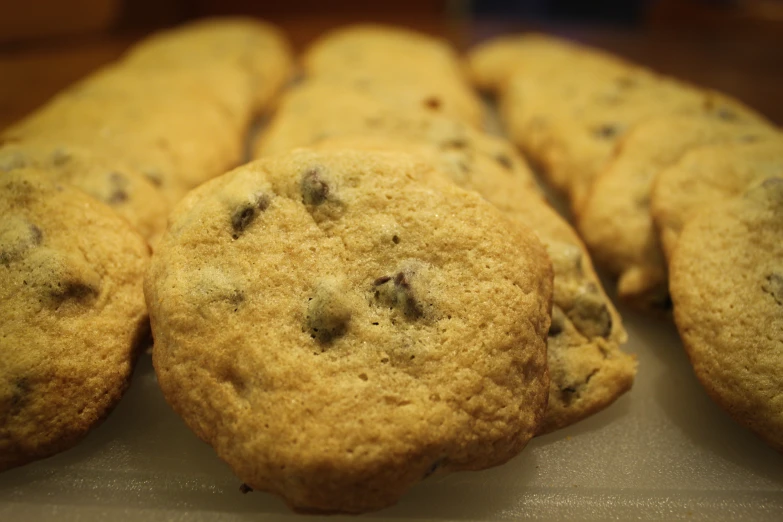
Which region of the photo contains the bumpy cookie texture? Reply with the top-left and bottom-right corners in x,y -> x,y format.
254,83 -> 537,191
147,149 -> 553,513
312,137 -> 635,434
577,116 -> 777,311
125,17 -> 293,113
652,138 -> 783,262
497,44 -> 766,214
0,141 -> 169,244
670,177 -> 783,452
0,170 -> 150,471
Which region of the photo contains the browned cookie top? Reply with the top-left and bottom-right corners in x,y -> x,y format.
146,148 -> 553,513
0,170 -> 150,471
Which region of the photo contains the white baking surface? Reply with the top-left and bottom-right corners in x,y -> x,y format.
1,303 -> 782,521
2,102 -> 782,522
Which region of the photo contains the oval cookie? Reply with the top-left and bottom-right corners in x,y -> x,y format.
146,148 -> 553,513
670,177 -> 783,452
0,170 -> 150,471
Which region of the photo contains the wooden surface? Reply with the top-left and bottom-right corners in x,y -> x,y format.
1,17 -> 781,131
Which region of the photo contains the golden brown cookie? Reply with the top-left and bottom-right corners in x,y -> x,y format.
311,136 -> 636,434
146,148 -> 553,513
652,138 -> 783,262
577,116 -> 777,311
254,82 -> 534,189
0,141 -> 169,244
125,17 -> 293,113
3,67 -> 244,203
670,177 -> 783,452
0,169 -> 150,471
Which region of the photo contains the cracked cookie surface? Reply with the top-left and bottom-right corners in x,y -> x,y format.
146,148 -> 553,513
670,177 -> 783,452
0,170 -> 149,471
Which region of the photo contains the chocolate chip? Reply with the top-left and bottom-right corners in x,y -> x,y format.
567,288 -> 612,339
373,275 -> 392,286
142,170 -> 163,187
424,459 -> 444,478
441,138 -> 467,149
0,220 -> 43,265
301,169 -> 329,205
10,377 -> 30,410
306,280 -> 352,343
107,172 -> 129,204
548,306 -> 566,337
762,273 -> 783,305
374,270 -> 422,319
424,97 -> 441,110
593,124 -> 621,140
49,280 -> 99,304
495,153 -> 513,171
615,76 -> 638,89
29,224 -> 42,245
51,148 -> 71,166
239,483 -> 253,494
718,109 -> 738,121
559,386 -> 577,406
231,194 -> 271,239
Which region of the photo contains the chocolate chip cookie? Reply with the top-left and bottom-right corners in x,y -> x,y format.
577,116 -> 777,311
0,170 -> 150,471
146,148 -> 553,513
310,136 -> 636,434
670,177 -> 783,452
0,141 -> 169,244
652,138 -> 783,262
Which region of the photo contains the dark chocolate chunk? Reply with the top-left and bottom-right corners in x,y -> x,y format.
567,289 -> 613,338
762,272 -> 783,306
593,124 -> 621,140
107,172 -> 129,204
424,97 -> 441,110
301,169 -> 329,205
495,153 -> 513,171
231,194 -> 271,239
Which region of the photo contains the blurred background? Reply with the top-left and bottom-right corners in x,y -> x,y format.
1,0 -> 782,128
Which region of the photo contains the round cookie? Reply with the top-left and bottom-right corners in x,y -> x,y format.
311,136 -> 635,434
125,17 -> 293,113
147,148 -> 553,513
670,177 -> 783,452
0,141 -> 169,244
652,138 -> 783,262
577,116 -> 777,311
0,169 -> 150,471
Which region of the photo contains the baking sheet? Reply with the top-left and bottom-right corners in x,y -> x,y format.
2,99 -> 782,522
2,303 -> 782,521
